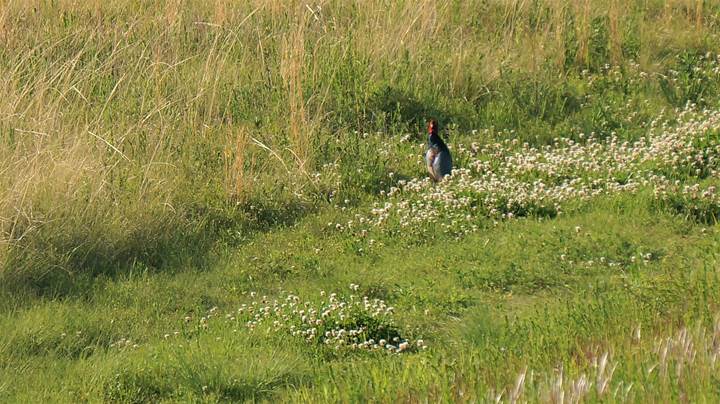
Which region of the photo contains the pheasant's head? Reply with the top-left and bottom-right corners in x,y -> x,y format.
427,119 -> 438,136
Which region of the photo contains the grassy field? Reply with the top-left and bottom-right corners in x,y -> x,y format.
2,0 -> 720,402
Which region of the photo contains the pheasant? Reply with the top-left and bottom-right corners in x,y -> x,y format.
425,119 -> 452,181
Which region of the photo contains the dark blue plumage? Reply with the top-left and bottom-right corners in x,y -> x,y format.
425,120 -> 452,181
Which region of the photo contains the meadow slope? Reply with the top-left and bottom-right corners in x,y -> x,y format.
1,1 -> 720,402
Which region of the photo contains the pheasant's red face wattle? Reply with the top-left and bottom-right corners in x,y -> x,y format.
427,120 -> 437,135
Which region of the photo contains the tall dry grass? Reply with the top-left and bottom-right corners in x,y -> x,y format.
608,0 -> 623,65
224,126 -> 253,203
281,5 -> 311,172
573,0 -> 592,67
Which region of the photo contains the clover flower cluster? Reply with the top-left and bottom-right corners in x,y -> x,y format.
653,181 -> 719,223
109,337 -> 139,350
189,288 -> 425,354
344,106 -> 720,240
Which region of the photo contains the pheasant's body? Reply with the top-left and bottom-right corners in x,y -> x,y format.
425,121 -> 452,181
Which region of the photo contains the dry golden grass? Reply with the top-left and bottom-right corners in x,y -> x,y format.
551,0 -> 568,69
281,5 -> 311,172
573,0 -> 592,67
608,0 -> 624,65
224,126 -> 253,203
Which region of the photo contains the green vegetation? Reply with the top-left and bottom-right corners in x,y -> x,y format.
1,0 -> 720,401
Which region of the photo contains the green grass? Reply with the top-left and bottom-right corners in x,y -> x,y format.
2,194 -> 719,401
2,0 -> 720,402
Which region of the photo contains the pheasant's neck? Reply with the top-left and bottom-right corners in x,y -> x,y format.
429,133 -> 443,145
